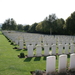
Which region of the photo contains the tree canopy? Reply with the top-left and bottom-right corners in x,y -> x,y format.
66,11 -> 75,35
2,11 -> 75,35
2,18 -> 17,30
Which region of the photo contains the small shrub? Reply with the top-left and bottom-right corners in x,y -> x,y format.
20,52 -> 25,58
35,70 -> 43,75
9,40 -> 11,42
11,42 -> 14,45
67,54 -> 70,58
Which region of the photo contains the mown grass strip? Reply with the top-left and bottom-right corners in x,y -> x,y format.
0,31 -> 46,75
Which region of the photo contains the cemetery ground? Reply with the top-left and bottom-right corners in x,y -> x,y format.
0,31 -> 74,75
0,31 -> 46,75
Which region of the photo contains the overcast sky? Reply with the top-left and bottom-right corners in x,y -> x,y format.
0,0 -> 75,25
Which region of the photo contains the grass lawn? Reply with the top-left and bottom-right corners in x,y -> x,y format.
0,31 -> 70,75
0,31 -> 47,75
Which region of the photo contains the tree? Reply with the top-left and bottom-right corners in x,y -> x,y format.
2,18 -> 17,30
48,14 -> 57,34
36,21 -> 50,34
66,11 -> 75,35
35,22 -> 43,33
56,18 -> 65,34
36,14 -> 58,34
17,24 -> 23,31
2,23 -> 7,30
10,18 -> 17,30
28,23 -> 38,33
2,18 -> 11,30
23,25 -> 30,32
48,14 -> 57,22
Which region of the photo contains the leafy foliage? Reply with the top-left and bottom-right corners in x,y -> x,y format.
28,23 -> 38,33
24,25 -> 30,32
66,11 -> 75,35
35,70 -> 43,75
20,52 -> 25,58
2,11 -> 75,35
2,18 -> 17,30
17,24 -> 23,31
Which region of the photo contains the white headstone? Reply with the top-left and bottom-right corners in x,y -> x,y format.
36,45 -> 42,56
70,44 -> 74,53
46,56 -> 56,74
53,39 -> 56,45
47,41 -> 51,48
52,44 -> 56,55
19,40 -> 23,49
65,44 -> 69,54
25,41 -> 30,49
31,41 -> 36,48
37,41 -> 41,45
58,44 -> 63,55
62,40 -> 65,47
44,45 -> 49,56
69,53 -> 75,70
66,40 -> 69,44
15,39 -> 18,45
70,39 -> 73,44
27,45 -> 33,57
43,40 -> 46,45
58,54 -> 67,73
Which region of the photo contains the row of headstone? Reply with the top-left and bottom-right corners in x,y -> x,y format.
2,31 -> 75,46
46,53 -> 75,74
2,31 -> 75,56
26,44 -> 75,57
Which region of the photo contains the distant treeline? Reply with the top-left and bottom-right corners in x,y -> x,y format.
2,11 -> 75,35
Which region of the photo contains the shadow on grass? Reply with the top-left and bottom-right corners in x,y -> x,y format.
34,57 -> 41,61
43,56 -> 46,60
24,57 -> 32,62
13,44 -> 17,46
56,55 -> 59,59
16,49 -> 22,51
67,54 -> 70,58
23,49 -> 27,51
42,47 -> 44,51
